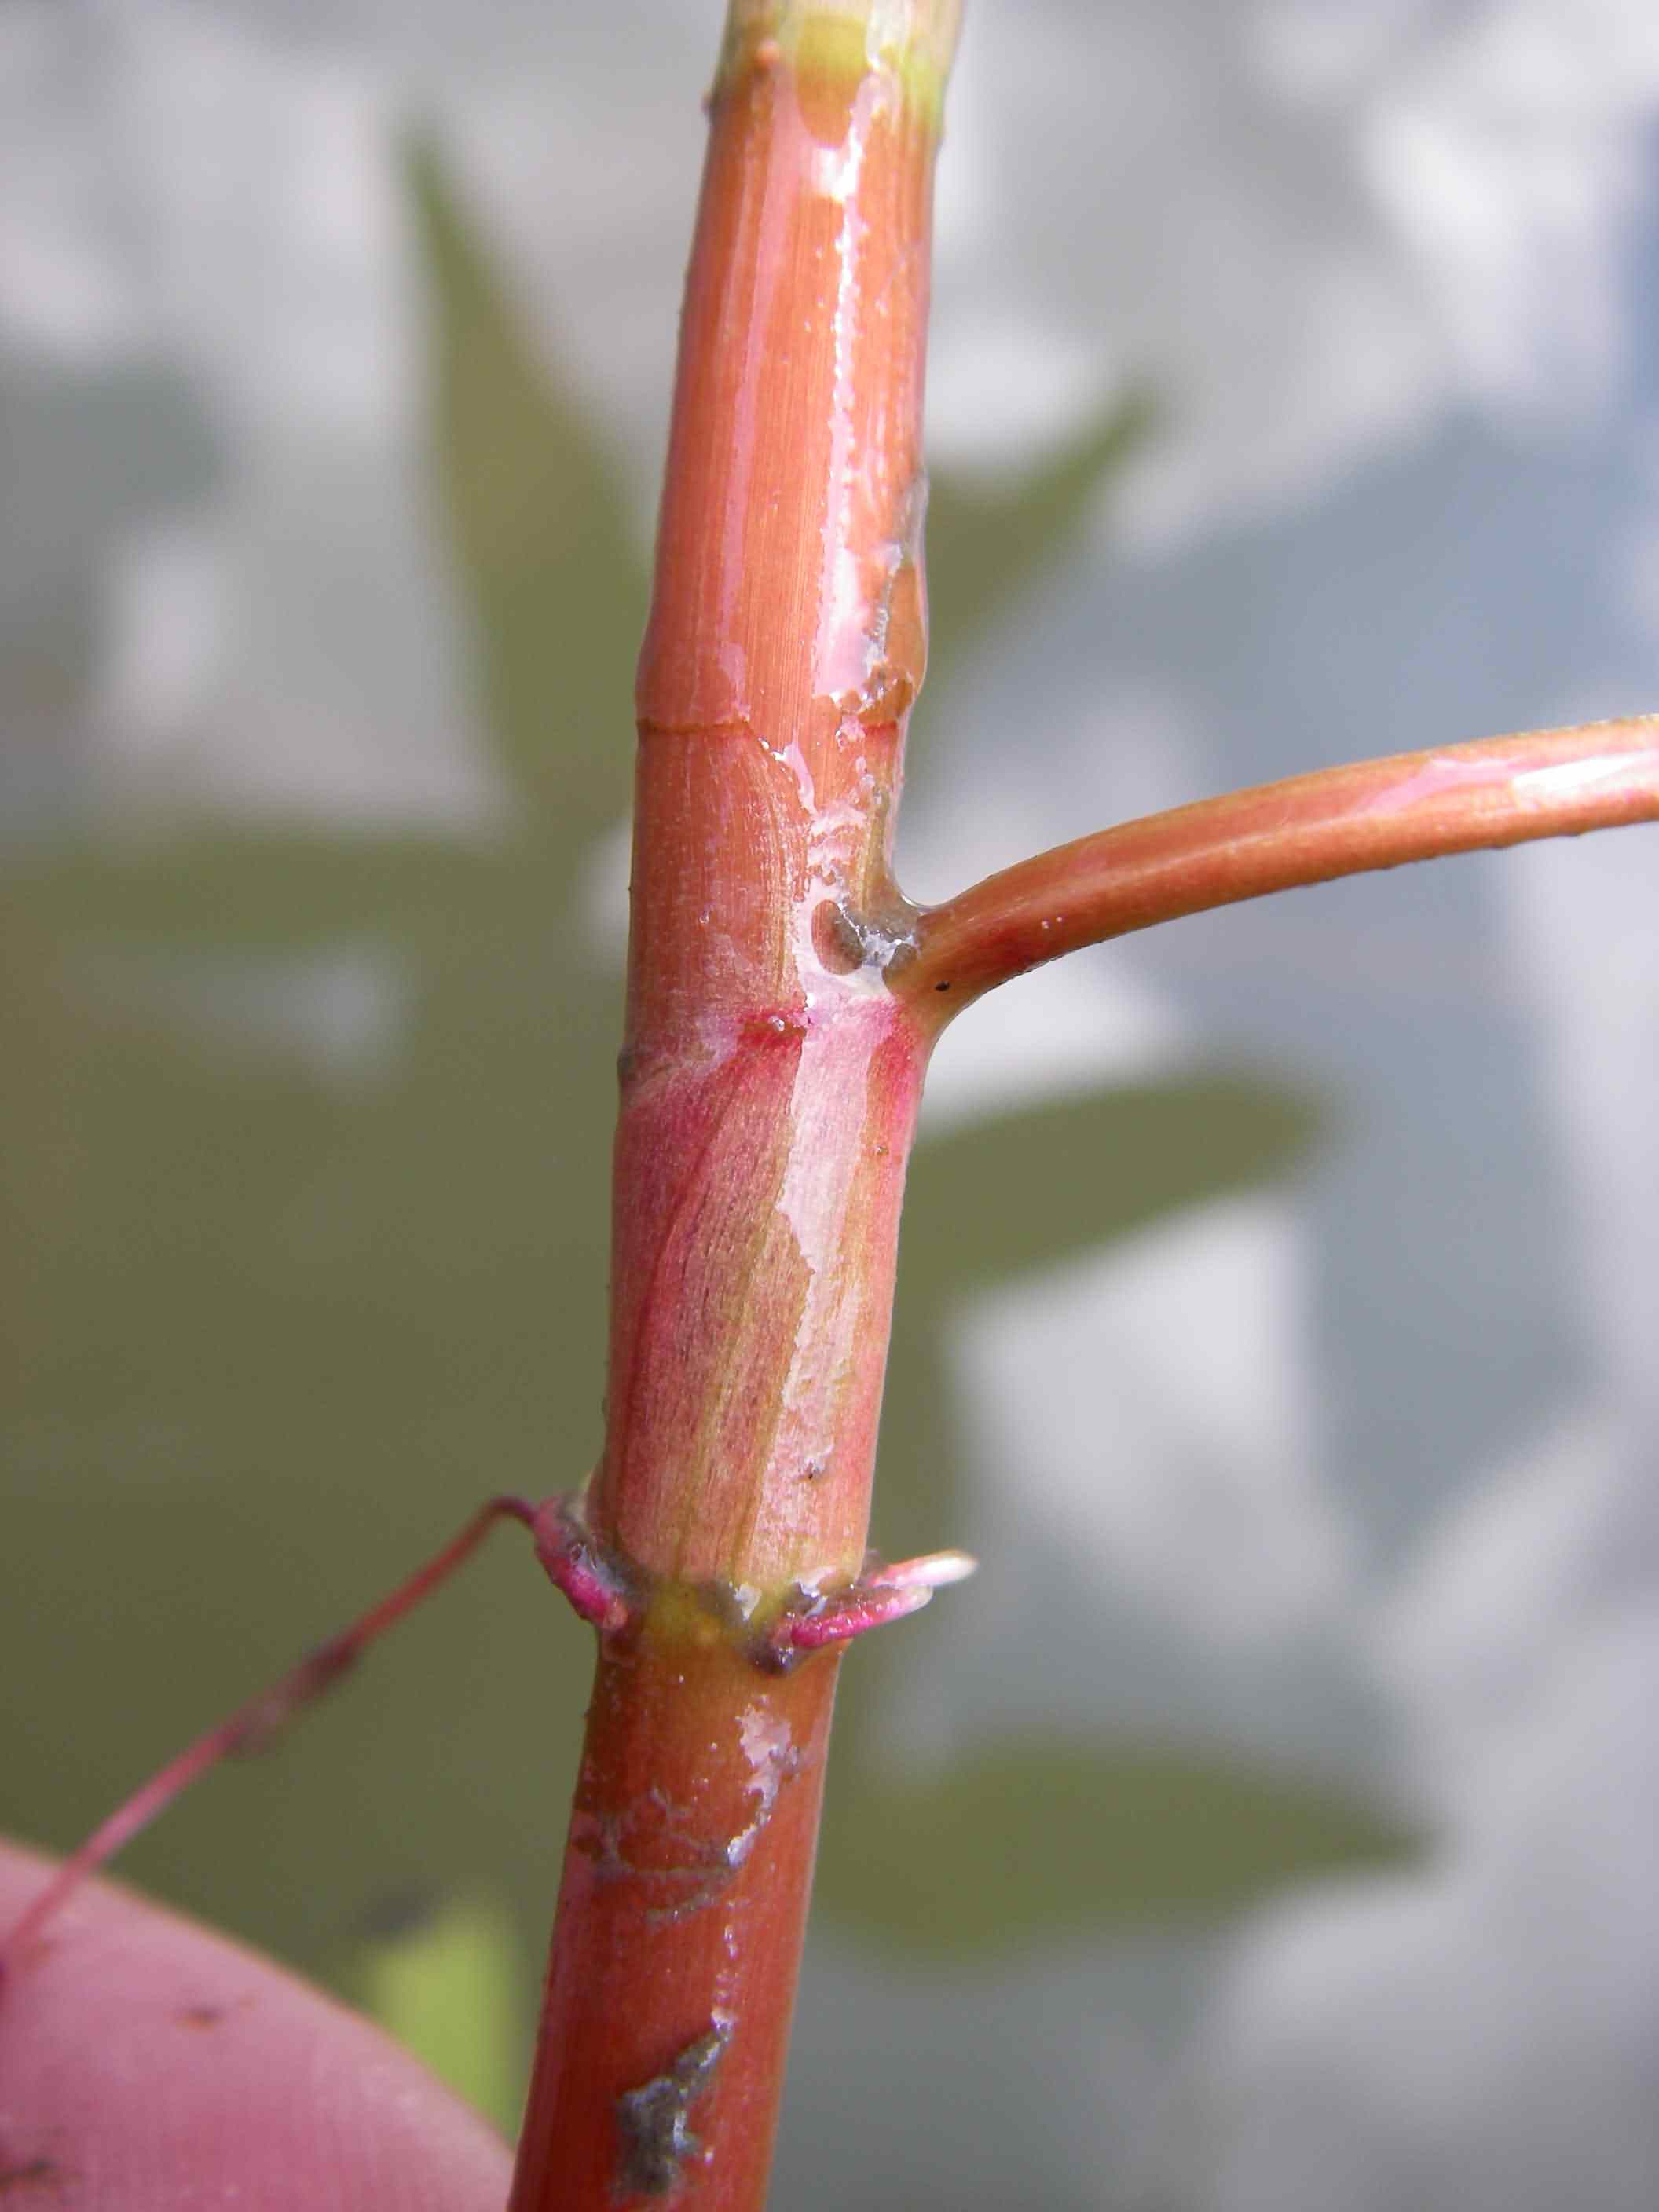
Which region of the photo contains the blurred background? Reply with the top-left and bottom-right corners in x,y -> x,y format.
5,2 -> 1659,2205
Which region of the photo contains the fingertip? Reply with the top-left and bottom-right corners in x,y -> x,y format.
0,1837 -> 515,2210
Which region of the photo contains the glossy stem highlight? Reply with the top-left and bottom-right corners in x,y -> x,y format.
898,718 -> 1659,1022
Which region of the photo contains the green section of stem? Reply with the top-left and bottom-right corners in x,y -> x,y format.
715,0 -> 961,131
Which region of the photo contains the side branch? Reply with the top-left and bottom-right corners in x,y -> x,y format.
896,718 -> 1659,1017
0,1495 -> 539,1986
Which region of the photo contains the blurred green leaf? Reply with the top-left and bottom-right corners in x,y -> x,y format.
923,388 -> 1156,716
6,828 -> 497,949
861,1319 -> 958,1569
901,1076 -> 1317,1302
407,134 -> 643,866
357,1893 -> 524,2133
816,1741 -> 1415,1956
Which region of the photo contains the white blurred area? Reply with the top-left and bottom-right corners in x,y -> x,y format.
5,2 -> 1659,2206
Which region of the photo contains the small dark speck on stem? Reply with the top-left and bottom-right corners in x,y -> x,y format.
933,980 -> 950,992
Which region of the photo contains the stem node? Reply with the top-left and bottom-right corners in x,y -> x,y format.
532,1489 -> 641,1635
760,1545 -> 979,1669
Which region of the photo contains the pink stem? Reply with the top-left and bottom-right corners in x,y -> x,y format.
897,718 -> 1659,1018
0,1494 -> 538,1984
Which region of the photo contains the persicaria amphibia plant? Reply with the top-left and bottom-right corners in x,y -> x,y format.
5,4 -> 1659,2207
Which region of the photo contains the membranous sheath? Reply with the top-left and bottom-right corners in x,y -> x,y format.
599,5 -> 948,1611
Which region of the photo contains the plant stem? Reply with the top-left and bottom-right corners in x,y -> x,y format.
897,719 -> 1659,1020
508,8 -> 958,2206
505,12 -> 1659,2202
507,1639 -> 838,2208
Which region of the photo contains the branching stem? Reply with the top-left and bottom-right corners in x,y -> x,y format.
17,13 -> 1659,2211
898,719 -> 1659,1022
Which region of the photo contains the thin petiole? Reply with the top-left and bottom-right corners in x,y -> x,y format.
0,1492 -> 540,1987
897,717 -> 1659,1018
